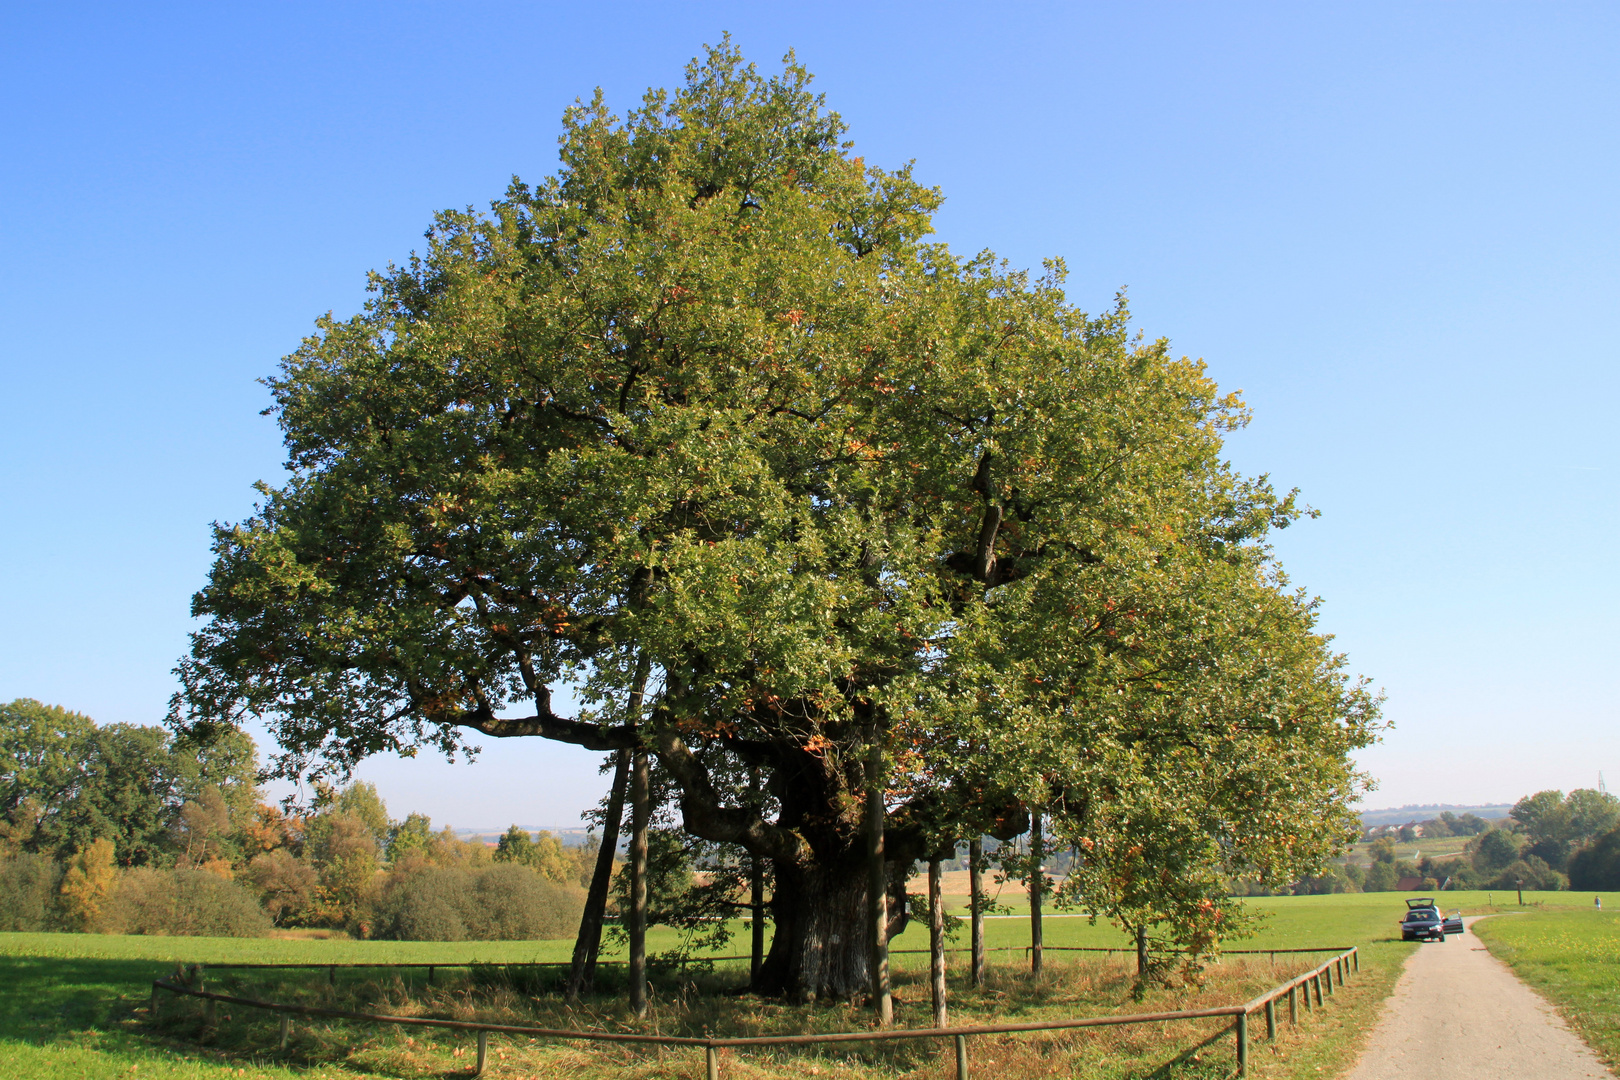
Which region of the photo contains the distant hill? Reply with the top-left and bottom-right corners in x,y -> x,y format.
453,827 -> 597,847
1357,804 -> 1513,827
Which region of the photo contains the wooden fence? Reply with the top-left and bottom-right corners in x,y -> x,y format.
149,944 -> 1359,1078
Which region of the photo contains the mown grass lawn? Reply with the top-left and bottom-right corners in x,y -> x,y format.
10,890 -> 1553,1080
1472,902 -> 1620,1071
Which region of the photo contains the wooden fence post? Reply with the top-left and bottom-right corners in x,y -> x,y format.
1288,983 -> 1298,1024
475,1030 -> 488,1075
955,1033 -> 969,1079
1265,997 -> 1276,1040
1236,1012 -> 1249,1076
278,1015 -> 290,1051
706,1044 -> 720,1080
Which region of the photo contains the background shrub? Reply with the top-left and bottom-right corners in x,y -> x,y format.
0,853 -> 63,931
103,868 -> 271,937
373,863 -> 583,941
467,863 -> 582,940
1569,825 -> 1620,890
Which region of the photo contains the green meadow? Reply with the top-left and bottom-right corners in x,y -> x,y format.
1472,903 -> 1620,1070
2,891 -> 1611,1080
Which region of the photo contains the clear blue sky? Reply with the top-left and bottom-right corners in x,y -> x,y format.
2,2 -> 1615,828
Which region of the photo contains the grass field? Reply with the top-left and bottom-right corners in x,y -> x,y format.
1472,902 -> 1620,1071
6,890 -> 1607,1080
1340,836 -> 1472,867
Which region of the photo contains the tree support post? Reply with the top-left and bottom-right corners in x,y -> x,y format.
749,766 -> 765,986
866,729 -> 892,1026
968,837 -> 985,988
1029,809 -> 1044,977
572,653 -> 647,1000
568,748 -> 630,998
930,857 -> 948,1028
628,743 -> 651,1016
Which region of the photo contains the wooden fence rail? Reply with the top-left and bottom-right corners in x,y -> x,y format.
149,945 -> 1359,1078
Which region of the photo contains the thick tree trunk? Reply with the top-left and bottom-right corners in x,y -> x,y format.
566,748 -> 629,998
754,856 -> 877,1001
969,836 -> 985,988
1029,810 -> 1044,976
929,858 -> 947,1028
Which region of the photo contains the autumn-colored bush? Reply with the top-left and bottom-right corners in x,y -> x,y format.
244,848 -> 319,926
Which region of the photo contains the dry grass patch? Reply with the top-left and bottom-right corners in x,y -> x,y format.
153,952 -> 1353,1079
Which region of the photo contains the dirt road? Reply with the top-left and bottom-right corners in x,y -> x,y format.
1345,916 -> 1611,1079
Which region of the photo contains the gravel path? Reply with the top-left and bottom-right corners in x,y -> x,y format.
1345,916 -> 1612,1079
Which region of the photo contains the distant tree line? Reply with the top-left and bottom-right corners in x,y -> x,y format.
1230,789 -> 1620,896
0,699 -> 589,938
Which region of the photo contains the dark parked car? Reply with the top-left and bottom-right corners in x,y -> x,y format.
1400,896 -> 1463,941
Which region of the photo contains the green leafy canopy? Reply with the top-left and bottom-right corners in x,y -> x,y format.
171,40 -> 1383,950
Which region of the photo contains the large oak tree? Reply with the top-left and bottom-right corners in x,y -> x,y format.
172,44 -> 1381,1000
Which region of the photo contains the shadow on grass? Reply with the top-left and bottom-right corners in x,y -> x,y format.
0,954 -> 178,1045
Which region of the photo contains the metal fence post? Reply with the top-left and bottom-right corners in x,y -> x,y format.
706,1043 -> 720,1080
955,1033 -> 969,1080
1265,997 -> 1276,1040
1236,1012 -> 1249,1076
475,1030 -> 488,1075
